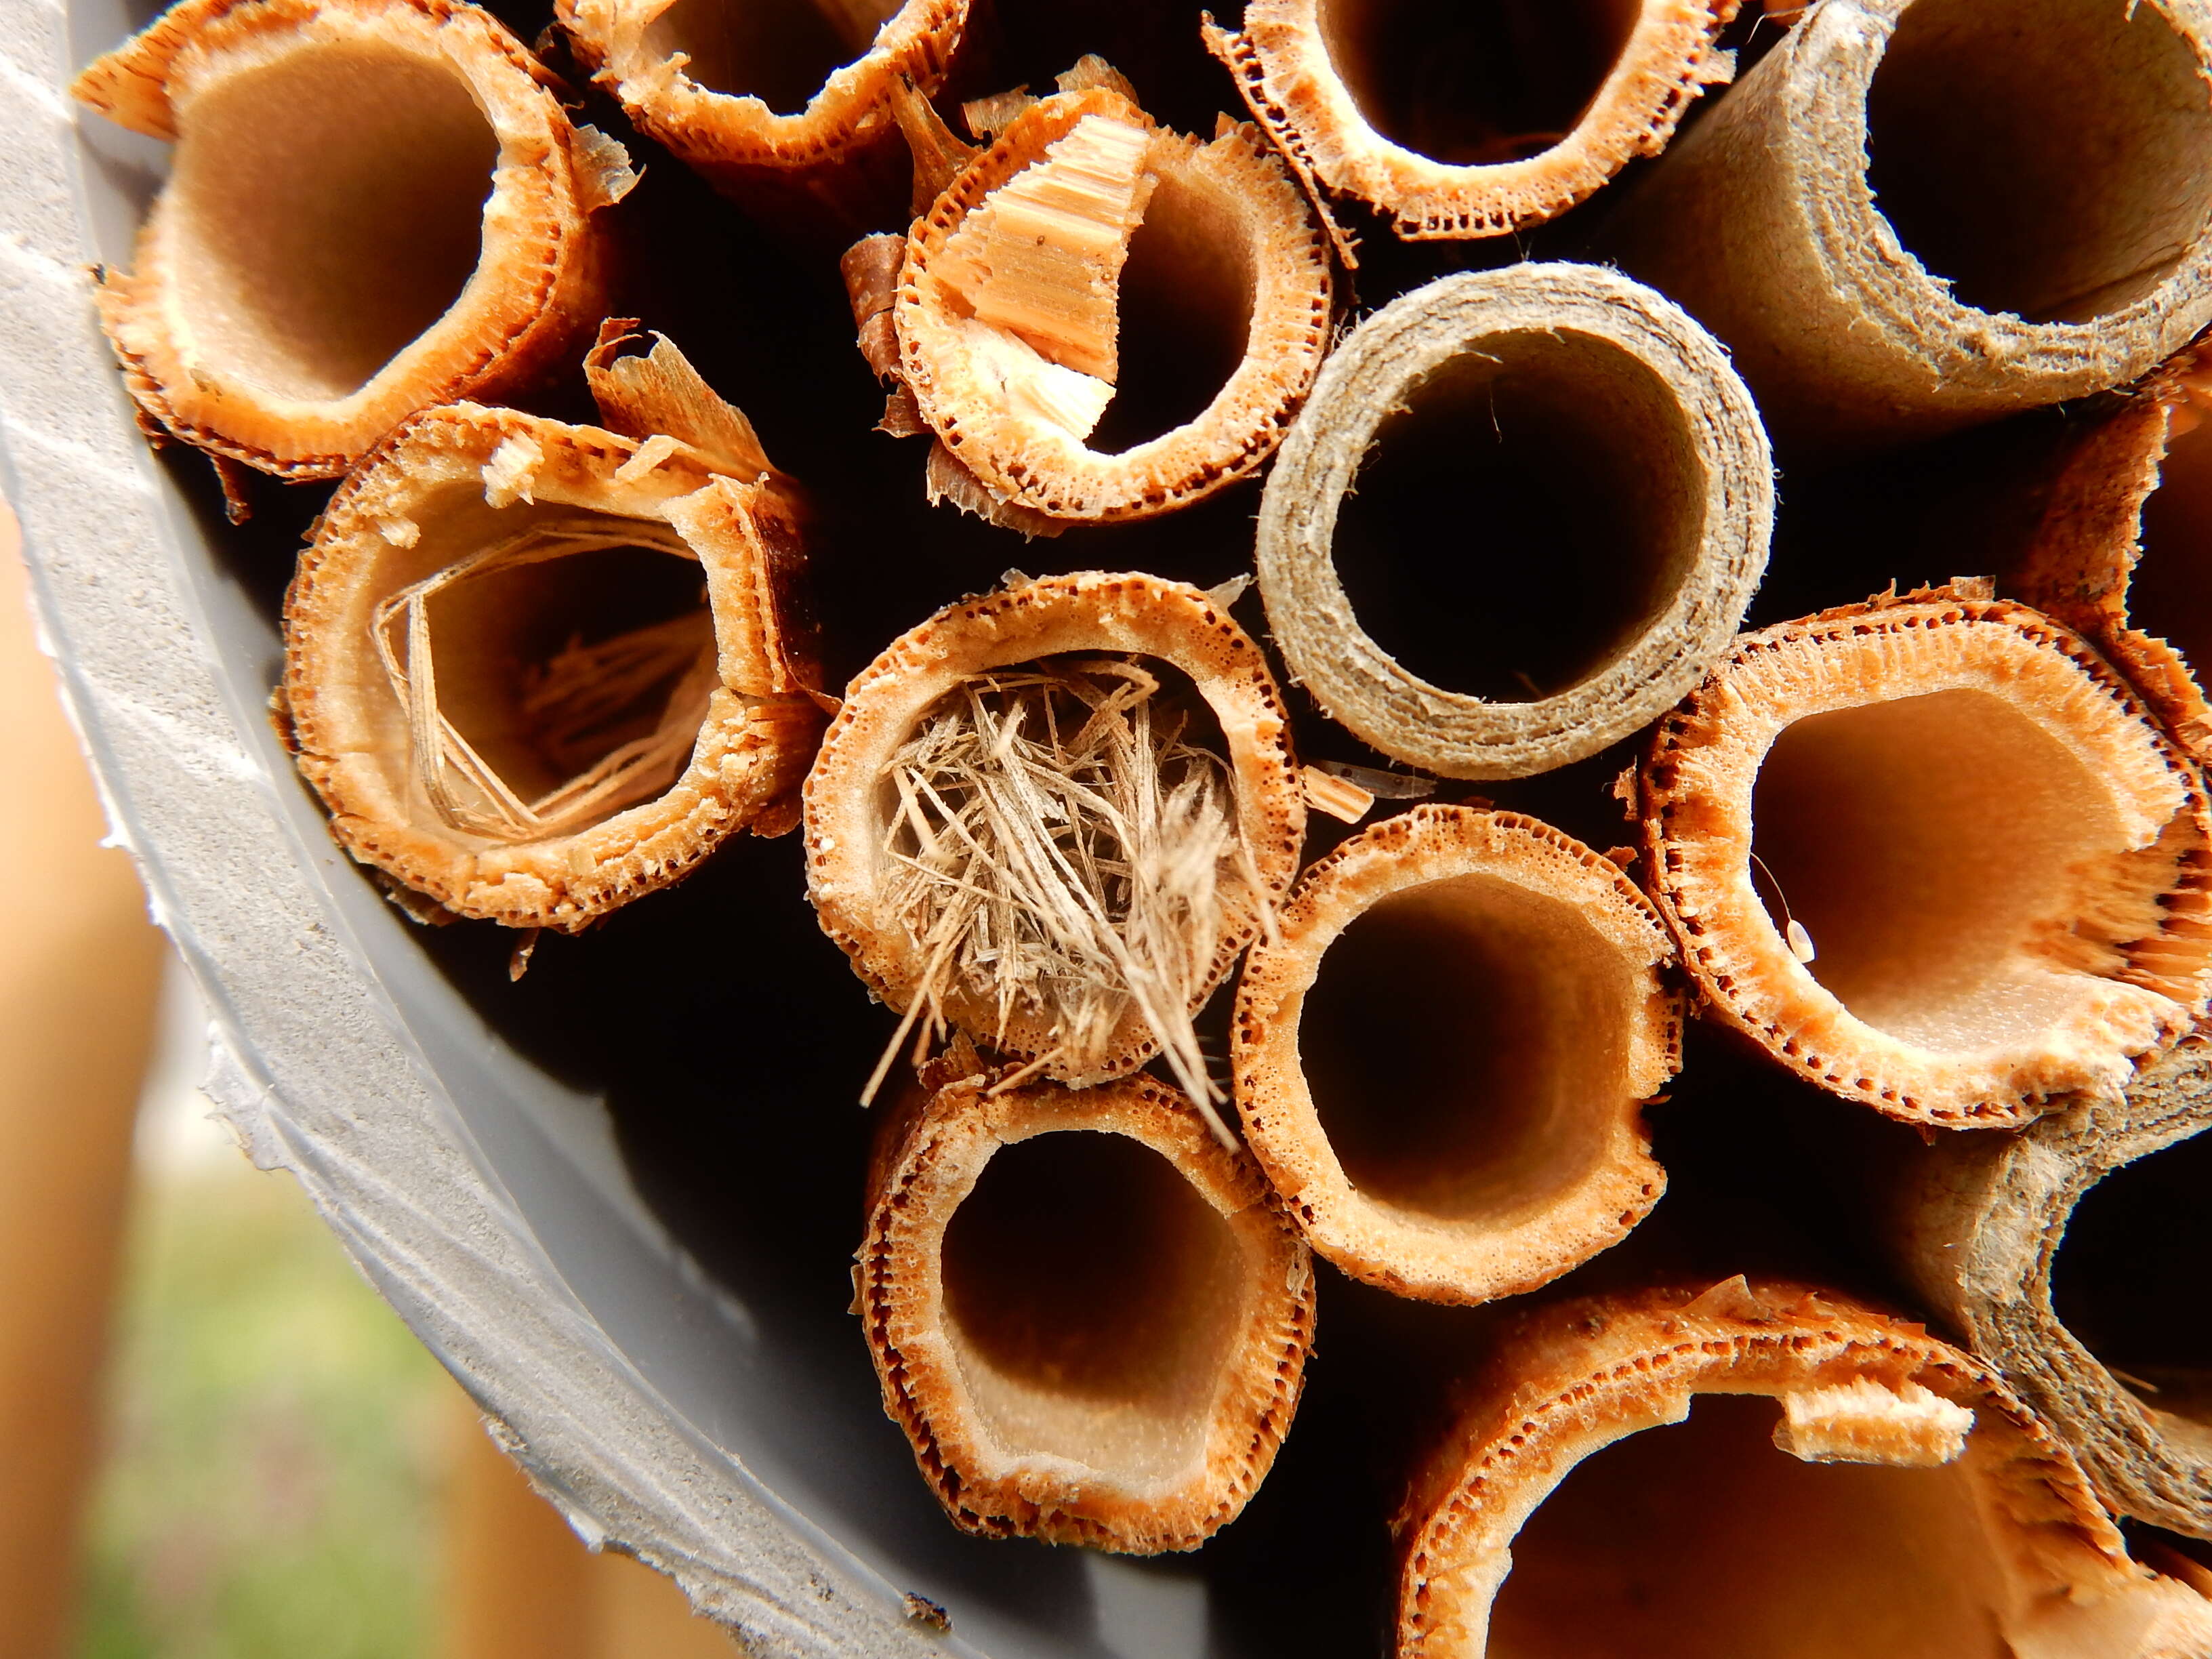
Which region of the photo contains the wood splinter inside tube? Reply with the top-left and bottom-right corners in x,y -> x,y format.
1396,1278 -> 2212,1659
859,1067 -> 1315,1552
1202,0 -> 1742,250
874,80 -> 1333,529
281,330 -> 826,933
1233,804 -> 1681,1305
558,0 -> 968,230
803,572 -> 1305,1135
1637,586 -> 2212,1126
1891,1037 -> 2212,1540
1601,0 -> 2212,450
72,0 -> 634,480
1256,264 -> 1771,781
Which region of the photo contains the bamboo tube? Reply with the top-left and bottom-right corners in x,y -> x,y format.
802,571 -> 1305,1124
1201,0 -> 1742,253
1599,0 -> 2212,451
857,1065 -> 1315,1552
280,329 -> 825,933
71,0 -> 632,481
1884,1037 -> 2212,1540
1395,1277 -> 2212,1659
2009,342 -> 2212,760
556,0 -> 968,235
1232,804 -> 1681,1305
874,81 -> 1333,529
1254,264 -> 1771,780
1634,584 -> 2212,1127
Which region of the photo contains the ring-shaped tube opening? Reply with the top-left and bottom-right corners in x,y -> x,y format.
642,0 -> 901,114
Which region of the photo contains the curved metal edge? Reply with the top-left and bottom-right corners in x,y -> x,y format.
0,8 -> 954,1655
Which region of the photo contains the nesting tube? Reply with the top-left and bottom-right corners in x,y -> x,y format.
882,83 -> 1334,529
803,572 -> 1305,1120
1635,586 -> 2212,1126
1396,1278 -> 2212,1659
558,0 -> 968,234
281,331 -> 825,931
1600,0 -> 2212,450
857,1069 -> 1315,1551
73,0 -> 632,480
1887,1038 -> 2212,1539
1232,805 -> 1681,1305
1255,264 -> 1771,781
1202,0 -> 1740,249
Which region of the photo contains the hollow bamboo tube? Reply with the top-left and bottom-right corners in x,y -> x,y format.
2008,342 -> 2212,760
857,1066 -> 1315,1552
802,571 -> 1305,1107
72,0 -> 632,481
1254,264 -> 1771,780
1883,1037 -> 2212,1540
281,331 -> 825,932
1232,804 -> 1681,1305
1634,585 -> 2212,1126
1395,1277 -> 2212,1659
557,0 -> 968,236
1599,0 -> 2212,451
1202,0 -> 1741,251
882,84 -> 1334,528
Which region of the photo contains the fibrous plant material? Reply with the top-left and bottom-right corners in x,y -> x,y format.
1395,1277 -> 2212,1659
858,1067 -> 1315,1551
804,572 -> 1305,1117
281,330 -> 825,931
1233,804 -> 1681,1305
1255,264 -> 1772,781
72,0 -> 632,480
1635,585 -> 2212,1127
1201,0 -> 1741,252
1886,1038 -> 2212,1540
2009,341 -> 2212,760
882,83 -> 1333,527
557,0 -> 968,234
1599,0 -> 2212,451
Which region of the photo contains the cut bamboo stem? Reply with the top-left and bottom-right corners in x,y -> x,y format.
803,571 -> 1305,1109
73,0 -> 632,480
1635,584 -> 2212,1126
1255,264 -> 1771,780
880,83 -> 1333,528
557,0 -> 968,236
1202,0 -> 1742,252
1233,804 -> 1681,1305
1599,0 -> 2212,451
281,330 -> 825,931
857,1066 -> 1315,1552
1396,1277 -> 2212,1659
1886,1037 -> 2212,1540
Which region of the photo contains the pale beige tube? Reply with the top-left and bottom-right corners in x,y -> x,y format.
1601,0 -> 2212,449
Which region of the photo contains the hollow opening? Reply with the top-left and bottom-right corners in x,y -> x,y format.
167,40 -> 498,404
1486,1395 -> 2018,1659
940,1131 -> 1246,1483
644,0 -> 902,115
1330,331 -> 1703,702
384,519 -> 714,840
1750,688 -> 2144,1052
1315,0 -> 1645,164
2051,1128 -> 2212,1437
1085,167 -> 1258,455
2129,414 -> 2212,677
1865,0 -> 2212,323
1298,873 -> 1635,1223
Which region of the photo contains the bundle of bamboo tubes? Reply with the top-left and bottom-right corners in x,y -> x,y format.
70,0 -> 2212,1645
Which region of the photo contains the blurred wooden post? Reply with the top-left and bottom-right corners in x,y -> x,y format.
0,506 -> 167,1658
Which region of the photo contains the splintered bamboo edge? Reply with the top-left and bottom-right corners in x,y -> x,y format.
72,0 -> 624,480
1233,804 -> 1681,1305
